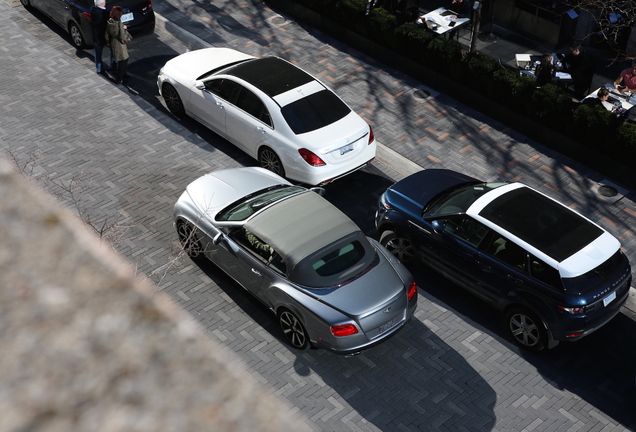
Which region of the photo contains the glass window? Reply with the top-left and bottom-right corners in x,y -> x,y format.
280,90 -> 351,134
234,88 -> 272,127
484,234 -> 527,273
216,185 -> 305,221
312,241 -> 365,277
206,78 -> 242,103
529,254 -> 562,290
426,183 -> 506,217
441,215 -> 489,248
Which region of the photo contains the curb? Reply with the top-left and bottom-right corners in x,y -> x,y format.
152,11 -> 636,319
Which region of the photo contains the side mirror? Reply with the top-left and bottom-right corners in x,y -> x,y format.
194,81 -> 205,91
310,187 -> 326,196
212,232 -> 224,245
431,219 -> 446,234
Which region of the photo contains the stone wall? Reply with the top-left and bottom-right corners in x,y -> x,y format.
0,157 -> 308,432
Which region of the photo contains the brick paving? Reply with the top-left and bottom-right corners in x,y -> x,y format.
2,0 -> 636,430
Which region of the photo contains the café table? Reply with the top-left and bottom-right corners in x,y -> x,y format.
582,86 -> 636,117
416,7 -> 470,39
515,53 -> 572,83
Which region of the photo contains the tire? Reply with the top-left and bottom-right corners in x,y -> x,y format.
505,308 -> 547,351
380,230 -> 415,264
278,309 -> 309,350
162,83 -> 185,116
176,220 -> 203,258
69,22 -> 85,49
258,147 -> 285,178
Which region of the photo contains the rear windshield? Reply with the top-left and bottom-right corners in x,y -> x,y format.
562,250 -> 626,293
281,90 -> 351,134
312,241 -> 366,277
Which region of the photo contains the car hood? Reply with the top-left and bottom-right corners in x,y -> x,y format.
310,251 -> 407,317
164,48 -> 254,81
184,167 -> 289,220
389,168 -> 479,208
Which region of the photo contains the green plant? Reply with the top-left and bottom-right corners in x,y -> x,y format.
527,84 -> 574,131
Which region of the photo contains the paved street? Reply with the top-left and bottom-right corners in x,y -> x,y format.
2,0 -> 636,430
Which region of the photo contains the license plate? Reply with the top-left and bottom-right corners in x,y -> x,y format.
121,12 -> 134,23
603,291 -> 617,307
339,144 -> 353,155
378,319 -> 394,334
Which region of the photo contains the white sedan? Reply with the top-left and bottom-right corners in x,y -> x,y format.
158,48 -> 377,186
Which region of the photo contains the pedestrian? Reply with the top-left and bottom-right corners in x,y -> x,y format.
105,6 -> 132,85
563,41 -> 596,100
90,0 -> 108,74
534,53 -> 555,87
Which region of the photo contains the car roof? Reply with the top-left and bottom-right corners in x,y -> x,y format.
223,57 -> 315,98
468,183 -> 619,276
244,191 -> 361,267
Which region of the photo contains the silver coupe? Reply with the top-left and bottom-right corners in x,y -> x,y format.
173,167 -> 417,355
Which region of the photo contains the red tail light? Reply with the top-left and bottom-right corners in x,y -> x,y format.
368,126 -> 375,145
298,148 -> 326,166
566,332 -> 584,338
84,11 -> 92,20
407,280 -> 417,301
331,323 -> 359,337
558,305 -> 585,314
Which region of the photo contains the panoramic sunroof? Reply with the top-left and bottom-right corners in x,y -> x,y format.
225,57 -> 315,97
479,187 -> 602,261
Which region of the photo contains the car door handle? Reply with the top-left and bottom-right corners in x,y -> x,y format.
256,126 -> 266,133
251,268 -> 261,276
216,102 -> 224,109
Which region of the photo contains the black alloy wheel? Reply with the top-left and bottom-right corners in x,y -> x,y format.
505,308 -> 547,351
69,22 -> 85,49
176,221 -> 203,258
163,83 -> 185,116
259,147 -> 285,178
278,309 -> 309,350
380,230 -> 415,264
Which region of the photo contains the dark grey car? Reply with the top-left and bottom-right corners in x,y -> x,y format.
173,167 -> 418,355
20,0 -> 154,48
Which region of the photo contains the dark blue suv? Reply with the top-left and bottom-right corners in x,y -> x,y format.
375,169 -> 632,350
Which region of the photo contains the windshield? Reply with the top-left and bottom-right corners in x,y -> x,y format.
281,90 -> 351,134
216,185 -> 305,221
426,182 -> 506,217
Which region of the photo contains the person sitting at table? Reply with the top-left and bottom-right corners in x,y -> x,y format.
535,54 -> 555,87
582,87 -> 609,108
449,0 -> 472,18
563,41 -> 596,100
614,62 -> 636,95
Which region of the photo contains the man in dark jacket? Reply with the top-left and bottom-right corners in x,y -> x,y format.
90,0 -> 108,74
564,41 -> 596,100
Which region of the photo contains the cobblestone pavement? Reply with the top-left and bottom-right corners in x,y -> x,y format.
2,0 -> 636,430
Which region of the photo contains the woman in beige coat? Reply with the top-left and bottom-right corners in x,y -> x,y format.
105,6 -> 131,85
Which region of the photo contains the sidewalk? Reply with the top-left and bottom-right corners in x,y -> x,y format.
152,0 -> 636,315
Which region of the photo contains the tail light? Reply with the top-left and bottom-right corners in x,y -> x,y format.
368,126 -> 375,145
331,323 -> 359,337
83,11 -> 92,20
407,280 -> 417,301
558,305 -> 586,314
298,148 -> 326,166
